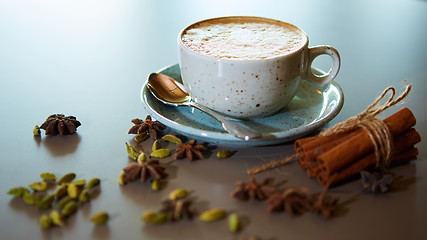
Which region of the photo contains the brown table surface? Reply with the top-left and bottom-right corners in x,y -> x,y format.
1,0 -> 426,239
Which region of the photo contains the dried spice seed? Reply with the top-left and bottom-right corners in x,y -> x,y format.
79,188 -> 91,202
33,125 -> 41,136
231,177 -> 277,201
137,152 -> 147,163
141,211 -> 156,223
141,211 -> 168,224
174,140 -> 208,161
118,171 -> 127,185
216,150 -> 235,159
39,114 -> 81,136
39,214 -> 53,229
7,187 -> 30,197
86,178 -> 101,188
151,180 -> 161,191
162,134 -> 182,144
128,115 -> 166,139
40,172 -> 57,181
151,149 -> 171,158
67,183 -> 80,199
50,210 -> 65,226
168,189 -> 189,200
122,159 -> 168,183
56,196 -> 73,209
57,173 -> 76,185
90,211 -> 109,225
125,142 -> 139,160
134,132 -> 149,142
159,199 -> 195,222
23,193 -> 41,205
199,208 -> 227,222
62,201 -> 78,217
54,184 -> 68,198
38,195 -> 55,210
152,140 -> 161,151
360,170 -> 394,193
28,181 -> 48,191
228,213 -> 240,232
73,179 -> 86,188
266,187 -> 310,215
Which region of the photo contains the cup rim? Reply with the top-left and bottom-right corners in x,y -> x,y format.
178,16 -> 309,62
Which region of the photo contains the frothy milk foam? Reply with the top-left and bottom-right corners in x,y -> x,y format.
181,18 -> 306,60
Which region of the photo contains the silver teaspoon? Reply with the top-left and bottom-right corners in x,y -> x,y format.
147,73 -> 262,140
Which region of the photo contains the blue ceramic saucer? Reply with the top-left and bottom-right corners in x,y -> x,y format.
141,64 -> 344,146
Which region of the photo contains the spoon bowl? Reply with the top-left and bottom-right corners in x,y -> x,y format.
147,73 -> 262,140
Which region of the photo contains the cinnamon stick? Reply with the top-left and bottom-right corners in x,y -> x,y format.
317,108 -> 416,175
317,128 -> 421,186
296,130 -> 359,170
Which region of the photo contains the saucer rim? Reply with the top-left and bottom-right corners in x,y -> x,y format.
140,64 -> 344,146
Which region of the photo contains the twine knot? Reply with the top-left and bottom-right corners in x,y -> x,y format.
319,84 -> 412,167
248,84 -> 412,175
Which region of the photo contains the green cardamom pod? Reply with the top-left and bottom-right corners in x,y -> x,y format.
151,180 -> 161,191
86,178 -> 101,188
73,179 -> 86,188
67,183 -> 79,199
168,188 -> 189,200
137,152 -> 147,163
118,171 -> 127,185
216,150 -> 235,159
141,211 -> 167,224
134,133 -> 149,142
126,142 -> 139,160
28,181 -> 47,191
199,208 -> 227,222
57,173 -> 76,185
7,187 -> 30,197
40,172 -> 57,181
150,149 -> 171,158
54,184 -> 67,198
61,201 -> 78,217
228,213 -> 240,232
33,125 -> 41,136
50,210 -> 65,226
152,140 -> 161,151
90,211 -> 109,225
162,134 -> 182,144
39,214 -> 53,229
79,188 -> 91,202
23,193 -> 40,205
56,196 -> 72,209
38,194 -> 55,210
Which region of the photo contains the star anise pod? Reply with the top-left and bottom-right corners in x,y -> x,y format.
122,159 -> 168,183
310,192 -> 339,219
265,187 -> 311,216
128,115 -> 166,139
39,114 -> 81,135
360,170 -> 394,193
231,177 -> 276,201
310,183 -> 340,218
174,139 -> 208,161
159,198 -> 195,222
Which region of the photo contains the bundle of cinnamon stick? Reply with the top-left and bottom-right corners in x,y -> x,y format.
294,107 -> 420,187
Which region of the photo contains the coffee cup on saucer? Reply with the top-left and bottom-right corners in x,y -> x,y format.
178,16 -> 340,119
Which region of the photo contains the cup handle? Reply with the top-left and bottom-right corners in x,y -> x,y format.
306,45 -> 341,85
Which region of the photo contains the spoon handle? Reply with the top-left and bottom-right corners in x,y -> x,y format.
188,102 -> 262,140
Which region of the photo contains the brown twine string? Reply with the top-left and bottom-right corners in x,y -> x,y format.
247,84 -> 412,175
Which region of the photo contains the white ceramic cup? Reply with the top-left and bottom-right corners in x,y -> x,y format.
178,16 -> 340,118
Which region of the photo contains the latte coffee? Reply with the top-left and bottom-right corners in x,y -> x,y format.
181,17 -> 306,60
178,16 -> 340,118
